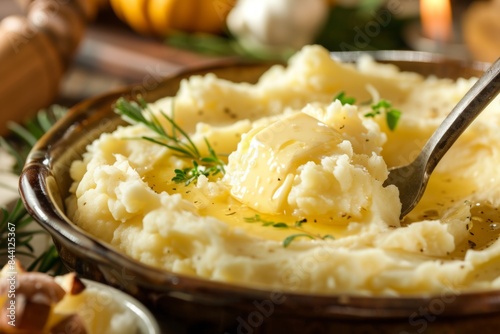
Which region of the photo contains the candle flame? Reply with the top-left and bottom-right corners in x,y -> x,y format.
420,0 -> 453,42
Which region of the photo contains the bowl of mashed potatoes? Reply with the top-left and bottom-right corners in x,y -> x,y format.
20,46 -> 500,333
0,262 -> 160,334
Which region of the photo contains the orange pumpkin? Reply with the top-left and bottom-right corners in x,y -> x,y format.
109,0 -> 236,36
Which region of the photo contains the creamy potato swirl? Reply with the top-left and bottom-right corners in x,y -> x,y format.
67,46 -> 500,296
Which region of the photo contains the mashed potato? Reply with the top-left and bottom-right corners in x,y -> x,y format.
53,278 -> 139,334
0,265 -> 138,334
66,45 -> 500,296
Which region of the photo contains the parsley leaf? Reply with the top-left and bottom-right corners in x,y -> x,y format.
364,99 -> 401,131
333,91 -> 356,105
244,215 -> 335,247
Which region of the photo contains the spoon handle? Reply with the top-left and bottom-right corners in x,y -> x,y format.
419,58 -> 500,174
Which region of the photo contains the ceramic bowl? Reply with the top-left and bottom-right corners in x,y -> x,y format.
81,279 -> 161,334
19,52 -> 496,333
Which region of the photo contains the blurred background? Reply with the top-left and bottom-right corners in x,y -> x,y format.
0,0 -> 498,133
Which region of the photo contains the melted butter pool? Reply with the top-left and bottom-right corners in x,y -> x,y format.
451,202 -> 500,259
142,162 -> 348,243
403,172 -> 500,260
144,157 -> 500,254
402,173 -> 477,223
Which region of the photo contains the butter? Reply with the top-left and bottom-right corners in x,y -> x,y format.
224,112 -> 343,214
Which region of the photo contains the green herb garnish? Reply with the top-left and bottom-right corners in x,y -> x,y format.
283,233 -> 315,247
114,97 -> 225,185
0,105 -> 68,273
333,92 -> 401,131
244,214 -> 289,228
244,214 -> 335,247
364,99 -> 402,131
333,91 -> 356,105
282,234 -> 334,247
385,108 -> 402,131
1,200 -> 42,259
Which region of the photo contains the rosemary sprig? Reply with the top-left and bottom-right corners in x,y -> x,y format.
0,197 -> 66,275
1,105 -> 67,175
333,91 -> 401,131
114,97 -> 225,185
1,200 -> 38,257
1,105 -> 68,273
27,244 -> 65,274
166,31 -> 293,62
244,214 -> 335,247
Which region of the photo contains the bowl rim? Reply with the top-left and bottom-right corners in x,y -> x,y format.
81,279 -> 161,334
19,51 -> 500,320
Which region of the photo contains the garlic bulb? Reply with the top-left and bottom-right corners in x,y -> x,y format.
227,0 -> 329,53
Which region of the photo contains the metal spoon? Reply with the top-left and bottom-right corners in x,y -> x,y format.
384,58 -> 500,219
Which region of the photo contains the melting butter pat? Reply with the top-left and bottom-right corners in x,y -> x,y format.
224,112 -> 342,214
224,106 -> 401,226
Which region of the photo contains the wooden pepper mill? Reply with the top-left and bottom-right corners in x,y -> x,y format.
0,0 -> 106,135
